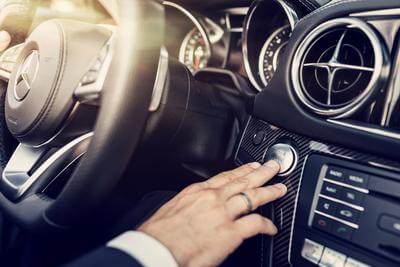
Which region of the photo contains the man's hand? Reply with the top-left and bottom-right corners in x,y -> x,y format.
138,161 -> 287,267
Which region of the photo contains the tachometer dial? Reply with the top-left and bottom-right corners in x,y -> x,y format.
179,28 -> 211,73
258,25 -> 291,86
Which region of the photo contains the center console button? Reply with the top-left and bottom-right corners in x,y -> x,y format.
345,170 -> 369,188
321,182 -> 342,199
301,239 -> 324,265
320,247 -> 346,267
317,198 -> 337,216
335,204 -> 360,224
378,214 -> 400,237
263,143 -> 297,176
326,166 -> 347,182
341,188 -> 364,206
252,130 -> 266,146
344,258 -> 371,267
313,213 -> 333,233
331,221 -> 354,240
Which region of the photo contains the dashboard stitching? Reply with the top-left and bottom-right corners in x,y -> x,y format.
300,0 -> 364,22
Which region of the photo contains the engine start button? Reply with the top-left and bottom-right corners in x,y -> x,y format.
263,143 -> 297,176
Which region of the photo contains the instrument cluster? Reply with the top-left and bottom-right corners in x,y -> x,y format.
164,0 -> 300,91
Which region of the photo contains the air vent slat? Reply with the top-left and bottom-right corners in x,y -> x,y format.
291,18 -> 388,118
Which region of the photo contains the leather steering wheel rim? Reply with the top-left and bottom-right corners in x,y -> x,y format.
0,0 -> 164,231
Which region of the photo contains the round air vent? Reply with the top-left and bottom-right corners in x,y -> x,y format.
291,18 -> 389,118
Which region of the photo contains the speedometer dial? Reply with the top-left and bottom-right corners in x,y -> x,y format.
179,28 -> 211,73
258,25 -> 291,86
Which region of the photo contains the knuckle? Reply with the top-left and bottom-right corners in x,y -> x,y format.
202,189 -> 219,201
235,176 -> 250,186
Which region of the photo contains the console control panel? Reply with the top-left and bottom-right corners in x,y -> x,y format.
291,154 -> 400,267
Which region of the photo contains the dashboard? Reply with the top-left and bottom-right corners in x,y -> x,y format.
163,1 -> 400,267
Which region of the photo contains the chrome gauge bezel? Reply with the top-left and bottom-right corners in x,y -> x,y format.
258,24 -> 291,87
163,1 -> 224,73
242,0 -> 299,91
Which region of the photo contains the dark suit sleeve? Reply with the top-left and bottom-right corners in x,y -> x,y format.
63,247 -> 143,267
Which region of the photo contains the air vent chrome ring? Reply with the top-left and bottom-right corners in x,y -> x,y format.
291,18 -> 389,118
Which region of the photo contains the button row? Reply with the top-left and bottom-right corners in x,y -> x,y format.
321,181 -> 365,206
301,238 -> 370,267
326,165 -> 369,189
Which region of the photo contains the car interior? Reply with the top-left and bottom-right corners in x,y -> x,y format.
0,0 -> 399,266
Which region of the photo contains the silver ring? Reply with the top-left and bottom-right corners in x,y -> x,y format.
239,192 -> 253,213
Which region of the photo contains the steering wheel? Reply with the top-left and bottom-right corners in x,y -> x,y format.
0,0 -> 165,232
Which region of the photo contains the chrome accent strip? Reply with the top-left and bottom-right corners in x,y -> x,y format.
319,194 -> 365,211
234,117 -> 252,162
223,7 -> 249,15
291,18 -> 389,118
149,47 -> 169,112
323,178 -> 369,194
382,36 -> 400,126
2,132 -> 93,200
288,154 -> 309,266
314,210 -> 359,229
242,0 -> 299,91
351,8 -> 400,17
327,119 -> 400,140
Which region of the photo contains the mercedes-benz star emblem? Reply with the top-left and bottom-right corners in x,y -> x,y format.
13,50 -> 39,101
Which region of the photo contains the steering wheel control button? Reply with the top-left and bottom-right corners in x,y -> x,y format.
301,239 -> 324,265
345,170 -> 369,188
326,166 -> 347,182
317,198 -> 337,216
252,130 -> 266,145
263,143 -> 297,176
341,188 -> 364,206
331,221 -> 354,241
378,215 -> 400,237
320,247 -> 346,267
313,213 -> 333,232
335,204 -> 360,224
321,182 -> 342,199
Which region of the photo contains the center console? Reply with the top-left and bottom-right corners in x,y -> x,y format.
291,154 -> 400,267
235,117 -> 400,267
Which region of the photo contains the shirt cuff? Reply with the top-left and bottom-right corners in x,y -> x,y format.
107,231 -> 178,267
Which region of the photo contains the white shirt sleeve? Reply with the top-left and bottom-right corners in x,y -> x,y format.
107,231 -> 179,267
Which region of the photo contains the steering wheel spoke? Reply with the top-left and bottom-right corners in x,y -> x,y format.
1,133 -> 92,201
0,43 -> 24,82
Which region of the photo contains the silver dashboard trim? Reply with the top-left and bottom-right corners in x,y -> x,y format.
327,119 -> 400,141
149,47 -> 169,112
314,210 -> 359,229
2,132 -> 93,200
323,178 -> 369,194
319,194 -> 365,211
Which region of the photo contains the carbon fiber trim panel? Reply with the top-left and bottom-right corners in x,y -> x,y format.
235,117 -> 400,267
